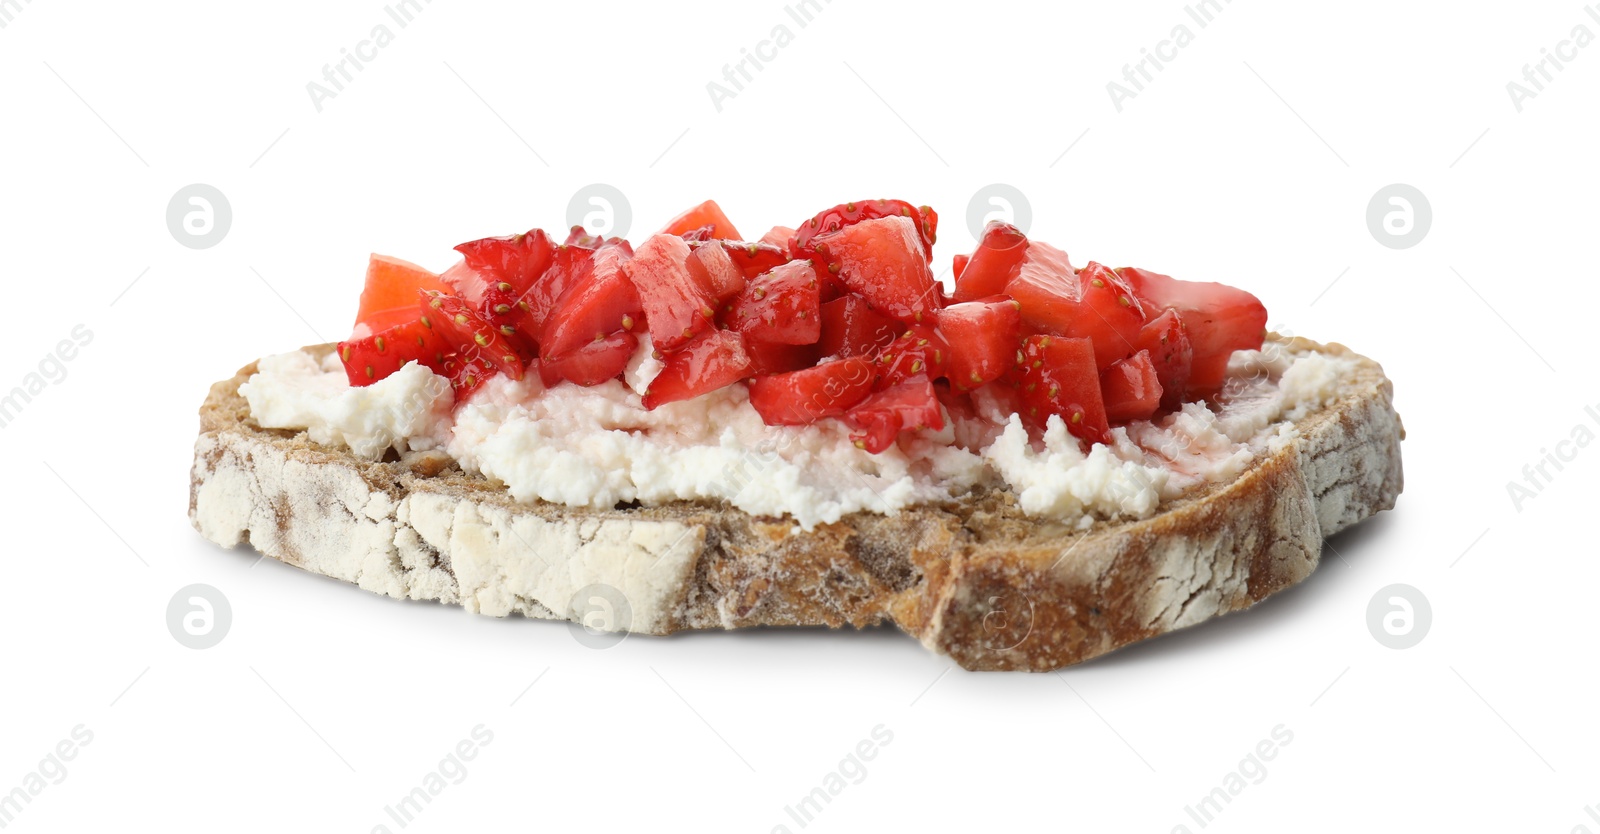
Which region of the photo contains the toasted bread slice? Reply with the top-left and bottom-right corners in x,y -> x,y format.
189,335 -> 1402,671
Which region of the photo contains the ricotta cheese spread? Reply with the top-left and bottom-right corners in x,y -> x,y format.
241,340 -> 1356,530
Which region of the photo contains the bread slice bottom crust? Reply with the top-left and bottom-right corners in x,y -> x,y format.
189,336 -> 1403,671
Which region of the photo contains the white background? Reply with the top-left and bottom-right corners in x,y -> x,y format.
2,1 -> 1596,831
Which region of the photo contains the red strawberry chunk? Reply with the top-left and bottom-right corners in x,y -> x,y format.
538,331 -> 637,388
952,254 -> 969,281
685,241 -> 746,302
937,296 -> 1023,391
874,324 -> 951,390
790,199 -> 937,262
748,357 -> 876,426
726,261 -> 821,345
658,199 -> 741,241
1010,335 -> 1110,446
355,255 -> 450,331
337,317 -> 451,387
625,234 -> 717,352
817,295 -> 904,359
1121,267 -> 1266,396
845,377 -> 944,454
953,221 -> 1029,303
1008,256 -> 1143,370
453,229 -> 556,300
511,243 -> 595,350
541,244 -> 641,358
1100,350 -> 1164,424
422,291 -> 526,381
702,239 -> 790,282
746,341 -> 820,376
641,329 -> 752,410
817,216 -> 939,325
759,226 -> 795,248
443,345 -> 499,399
1132,308 -> 1193,410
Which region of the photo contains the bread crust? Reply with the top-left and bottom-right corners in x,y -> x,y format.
189,336 -> 1403,671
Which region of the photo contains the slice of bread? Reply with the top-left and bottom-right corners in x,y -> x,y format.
189,335 -> 1402,671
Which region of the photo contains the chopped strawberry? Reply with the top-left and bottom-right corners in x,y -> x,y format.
355,255 -> 450,331
745,341 -> 820,376
1100,350 -> 1163,424
726,261 -> 821,345
790,199 -> 937,262
953,221 -> 1029,303
874,324 -> 951,389
814,216 -> 939,325
337,317 -> 451,387
540,244 -> 641,357
641,329 -> 752,410
1008,257 -> 1143,370
685,241 -> 746,302
538,331 -> 637,388
1132,308 -> 1192,409
422,290 -> 526,381
700,239 -> 790,282
817,295 -> 904,359
453,230 -> 556,301
1121,267 -> 1267,396
952,254 -> 969,281
678,224 -> 716,242
443,345 -> 499,399
624,234 -> 717,352
845,377 -> 944,454
759,226 -> 796,248
937,296 -> 1022,391
748,357 -> 876,426
1009,335 -> 1110,446
511,243 -> 595,349
659,199 -> 741,241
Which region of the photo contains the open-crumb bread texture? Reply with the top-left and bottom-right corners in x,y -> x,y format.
189,336 -> 1403,671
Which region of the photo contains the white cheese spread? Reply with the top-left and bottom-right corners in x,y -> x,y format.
239,341 -> 1356,530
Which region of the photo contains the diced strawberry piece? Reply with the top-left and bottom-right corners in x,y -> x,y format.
1121,267 -> 1267,396
355,255 -> 450,331
845,377 -> 944,454
563,227 -> 631,252
337,316 -> 451,387
1133,308 -> 1192,409
937,296 -> 1022,391
540,244 -> 641,357
952,254 -> 969,281
453,230 -> 557,301
422,291 -> 526,381
443,345 -> 499,400
745,341 -> 820,376
817,295 -> 904,359
1100,350 -> 1164,424
538,331 -> 637,388
953,221 -> 1029,303
1009,335 -> 1110,446
874,324 -> 951,390
659,200 -> 741,241
685,242 -> 746,302
759,226 -> 795,248
641,329 -> 752,410
814,216 -> 939,324
624,234 -> 717,352
748,357 -> 876,426
701,239 -> 790,282
726,261 -> 820,345
678,224 -> 716,242
789,199 -> 937,262
511,243 -> 595,349
1007,256 -> 1143,370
